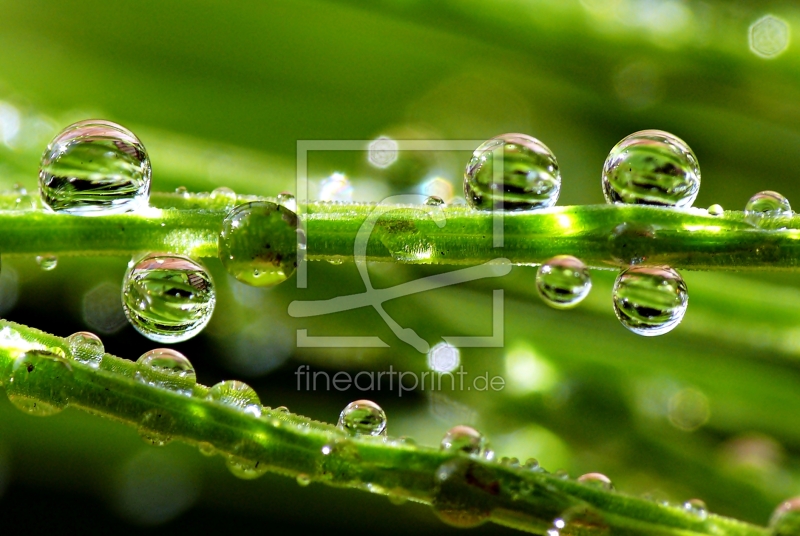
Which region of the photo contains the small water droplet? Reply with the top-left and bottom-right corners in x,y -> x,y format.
35,255 -> 57,271
524,458 -> 540,471
198,441 -> 216,456
683,498 -> 708,521
276,191 -> 297,211
440,425 -> 486,456
138,408 -> 174,446
175,186 -> 188,197
219,201 -> 299,287
226,455 -> 268,480
465,133 -> 560,211
206,380 -> 262,417
135,348 -> 196,396
66,331 -> 104,367
122,253 -> 216,343
275,405 -> 289,414
296,473 -> 311,487
14,194 -> 35,211
39,120 -> 151,215
536,255 -> 591,309
338,400 -> 387,436
577,472 -> 614,490
210,186 -> 236,205
770,497 -> 800,536
744,191 -> 792,227
707,204 -> 724,216
612,265 -> 688,336
425,195 -> 445,206
602,130 -> 699,208
6,350 -> 72,416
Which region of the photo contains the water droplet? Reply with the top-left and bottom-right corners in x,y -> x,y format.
465,133 -> 561,211
218,201 -> 299,287
612,265 -> 688,336
66,331 -> 104,367
602,130 -> 700,208
338,400 -> 387,436
707,204 -> 724,216
275,405 -> 289,414
225,455 -> 268,480
35,255 -> 58,271
432,458 -> 492,528
744,191 -> 792,227
296,473 -> 311,487
197,442 -> 216,456
276,191 -> 297,212
608,222 -> 657,265
14,194 -> 35,211
524,458 -> 540,471
425,195 -> 445,207
39,120 -> 151,215
440,425 -> 486,456
770,497 -> 800,536
577,472 -> 614,490
122,253 -> 216,343
6,350 -> 72,416
536,255 -> 591,309
683,498 -> 708,521
210,186 -> 236,205
135,348 -> 197,396
138,408 -> 174,447
206,380 -> 262,417
175,186 -> 188,197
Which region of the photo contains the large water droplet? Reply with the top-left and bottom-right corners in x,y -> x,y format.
338,400 -> 387,436
138,408 -> 174,447
744,191 -> 792,227
536,255 -> 592,309
465,133 -> 560,211
218,201 -> 298,287
35,255 -> 57,271
135,348 -> 197,396
67,331 -> 104,367
122,253 -> 216,343
612,265 -> 688,336
440,425 -> 486,457
602,130 -> 700,208
770,497 -> 800,536
6,350 -> 72,416
206,380 -> 262,417
39,120 -> 151,215
683,498 -> 708,521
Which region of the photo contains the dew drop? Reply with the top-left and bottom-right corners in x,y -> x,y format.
218,201 -> 299,287
465,133 -> 561,211
39,120 -> 151,215
14,194 -> 35,211
198,442 -> 216,457
122,253 -> 216,343
135,348 -> 196,396
175,186 -> 188,197
338,400 -> 387,436
602,130 -> 700,208
210,186 -> 236,205
296,473 -> 311,487
524,458 -> 540,471
66,331 -> 104,367
744,191 -> 792,227
536,255 -> 592,309
138,408 -> 174,447
276,191 -> 297,212
577,472 -> 614,490
35,255 -> 57,271
425,195 -> 445,207
770,497 -> 800,536
206,380 -> 262,417
683,498 -> 708,521
6,350 -> 72,416
612,265 -> 688,336
440,425 -> 486,457
707,204 -> 724,216
225,455 -> 268,480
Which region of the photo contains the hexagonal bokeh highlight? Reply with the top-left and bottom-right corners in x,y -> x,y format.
749,15 -> 790,59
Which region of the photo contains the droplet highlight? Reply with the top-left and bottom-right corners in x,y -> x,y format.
135,348 -> 197,396
465,133 -> 561,211
602,130 -> 700,208
39,120 -> 151,215
338,400 -> 387,436
35,255 -> 57,271
612,265 -> 688,336
122,253 -> 216,343
536,255 -> 592,309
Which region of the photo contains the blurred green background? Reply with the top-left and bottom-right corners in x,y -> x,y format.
1,0 -> 800,533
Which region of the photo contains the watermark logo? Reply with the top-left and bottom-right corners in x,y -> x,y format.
290,140 -> 509,353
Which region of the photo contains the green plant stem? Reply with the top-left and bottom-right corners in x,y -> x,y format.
0,318 -> 768,536
0,191 -> 799,271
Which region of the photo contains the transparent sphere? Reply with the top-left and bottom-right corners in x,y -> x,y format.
464,133 -> 560,211
535,255 -> 591,309
602,130 -> 699,208
135,348 -> 196,396
39,119 -> 151,215
338,400 -> 387,436
612,265 -> 688,336
744,190 -> 792,227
